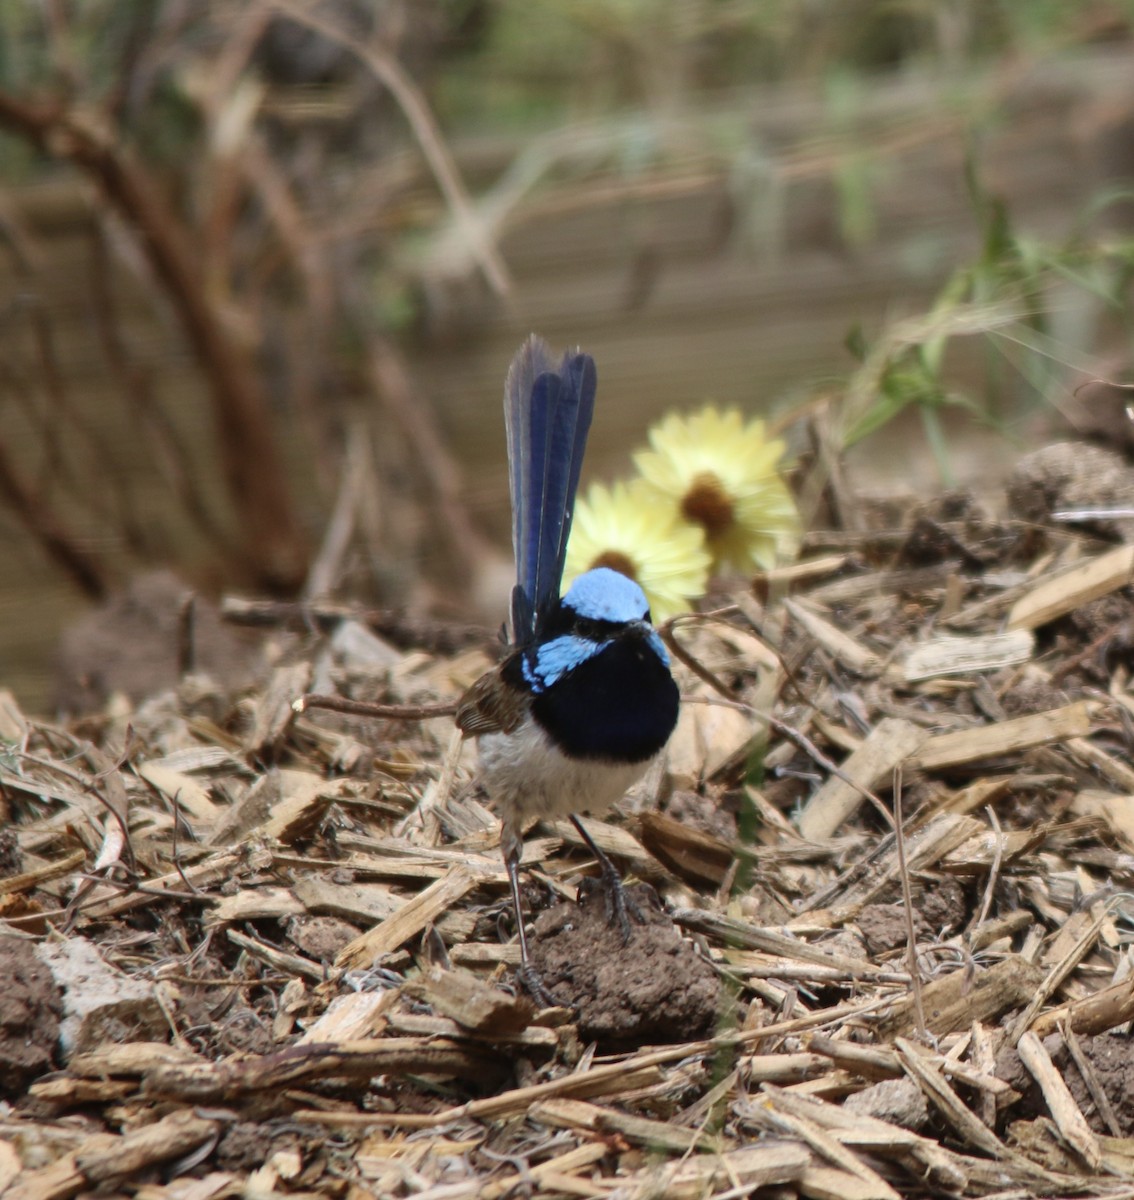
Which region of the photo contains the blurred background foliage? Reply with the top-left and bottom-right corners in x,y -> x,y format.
0,0 -> 1133,712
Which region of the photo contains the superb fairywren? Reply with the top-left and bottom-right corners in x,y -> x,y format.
456,335 -> 679,988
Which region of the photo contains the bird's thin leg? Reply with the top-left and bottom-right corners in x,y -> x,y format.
504,829 -> 553,1007
506,851 -> 533,968
570,814 -> 642,942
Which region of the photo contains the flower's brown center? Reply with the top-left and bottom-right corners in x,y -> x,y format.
681,472 -> 734,538
590,550 -> 638,581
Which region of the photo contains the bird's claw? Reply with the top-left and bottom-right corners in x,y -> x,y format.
517,963 -> 556,1009
579,867 -> 643,944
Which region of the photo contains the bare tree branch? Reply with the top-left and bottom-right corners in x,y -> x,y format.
0,90 -> 310,592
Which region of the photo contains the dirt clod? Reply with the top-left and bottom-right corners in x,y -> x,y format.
0,828 -> 22,876
664,789 -> 739,841
1059,1033 -> 1134,1136
286,915 -> 361,962
0,937 -> 62,1096
996,1033 -> 1134,1137
53,569 -> 266,715
216,1121 -> 280,1172
857,879 -> 967,956
529,885 -> 720,1047
1007,441 -> 1134,543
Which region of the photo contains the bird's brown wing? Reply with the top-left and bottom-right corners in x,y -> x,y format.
455,659 -> 528,736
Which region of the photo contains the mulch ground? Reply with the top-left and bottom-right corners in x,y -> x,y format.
2,440 -> 1134,1198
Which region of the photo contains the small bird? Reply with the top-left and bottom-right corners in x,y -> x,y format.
457,335 -> 680,992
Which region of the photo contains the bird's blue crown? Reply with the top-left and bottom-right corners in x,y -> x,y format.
520,567 -> 670,693
563,567 -> 648,623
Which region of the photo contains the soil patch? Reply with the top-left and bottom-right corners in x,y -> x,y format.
0,938 -> 62,1097
529,886 -> 721,1046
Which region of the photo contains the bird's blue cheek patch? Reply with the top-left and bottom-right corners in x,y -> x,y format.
522,635 -> 604,692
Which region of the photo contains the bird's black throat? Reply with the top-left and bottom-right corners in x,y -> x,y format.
518,635 -> 679,763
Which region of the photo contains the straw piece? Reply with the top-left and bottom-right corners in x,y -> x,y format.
757,1098 -> 903,1200
815,813 -> 982,916
624,1142 -> 809,1200
530,1097 -> 723,1153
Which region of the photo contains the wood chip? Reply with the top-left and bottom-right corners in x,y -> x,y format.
1031,976 -> 1134,1037
874,955 -> 1044,1039
798,1164 -> 899,1200
786,598 -> 883,676
1016,1030 -> 1102,1169
415,965 -> 534,1035
798,718 -> 928,840
144,1037 -> 499,1100
136,760 -> 222,824
0,848 -> 86,896
291,876 -> 402,924
902,629 -> 1034,681
637,810 -> 734,885
1008,543 -> 1134,630
4,1109 -> 219,1200
334,866 -> 479,969
297,991 -> 393,1044
244,661 -> 311,754
909,702 -> 1094,771
261,772 -> 353,842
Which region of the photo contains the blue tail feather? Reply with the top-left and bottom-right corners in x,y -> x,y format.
504,335 -> 596,644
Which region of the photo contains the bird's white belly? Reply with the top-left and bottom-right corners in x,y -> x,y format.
477,717 -> 653,824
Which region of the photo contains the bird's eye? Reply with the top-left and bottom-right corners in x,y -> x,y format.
573,616 -> 605,640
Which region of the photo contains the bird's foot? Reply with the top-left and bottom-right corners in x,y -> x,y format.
516,962 -> 556,1009
569,815 -> 646,943
578,865 -> 643,944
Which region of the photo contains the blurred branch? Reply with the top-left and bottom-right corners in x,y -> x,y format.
270,0 -> 511,299
302,419 -> 371,602
86,224 -> 238,562
0,90 -> 310,592
0,438 -> 107,598
367,338 -> 492,586
24,295 -> 150,555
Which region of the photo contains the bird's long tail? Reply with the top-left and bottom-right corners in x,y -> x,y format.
504,334 -> 597,643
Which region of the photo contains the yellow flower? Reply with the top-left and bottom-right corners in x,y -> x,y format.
565,479 -> 710,621
633,406 -> 797,574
